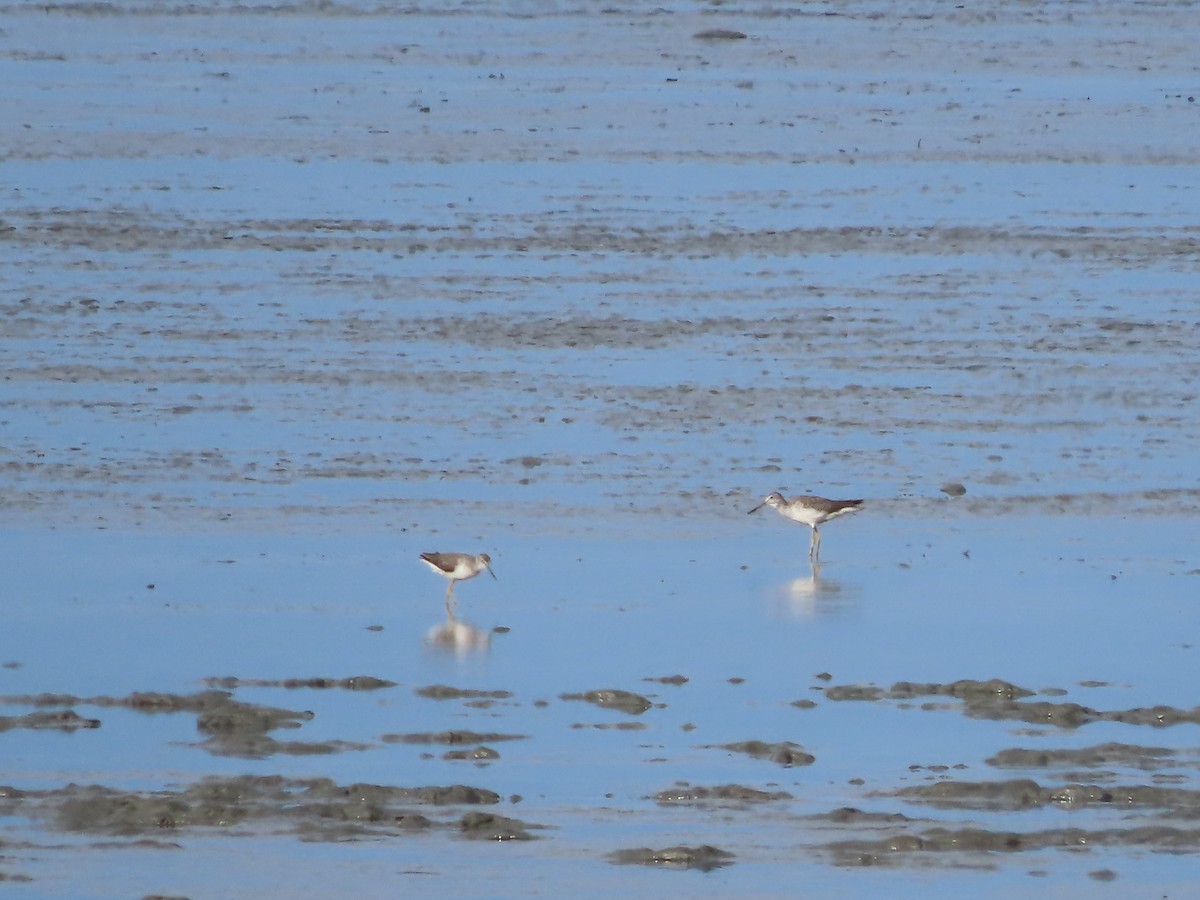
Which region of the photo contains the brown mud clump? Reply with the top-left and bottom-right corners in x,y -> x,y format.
443,746 -> 501,762
31,776 -> 510,841
0,710 -> 100,732
826,679 -> 1200,730
415,684 -> 513,701
824,824 -> 1200,867
204,676 -> 397,691
459,811 -> 538,841
560,689 -> 653,715
609,844 -> 735,871
895,778 -> 1200,812
654,783 -> 793,804
382,730 -> 526,745
0,689 -> 367,758
717,740 -> 816,767
986,742 -> 1180,771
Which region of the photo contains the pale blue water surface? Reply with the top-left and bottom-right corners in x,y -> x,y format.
3,0 -> 1200,896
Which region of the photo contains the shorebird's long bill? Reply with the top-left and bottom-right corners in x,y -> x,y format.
747,502 -> 765,515
486,564 -> 497,579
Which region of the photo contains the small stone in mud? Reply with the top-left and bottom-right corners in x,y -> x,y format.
609,844 -> 734,871
458,811 -> 535,841
791,699 -> 817,709
1089,868 -> 1119,881
559,689 -> 652,715
718,740 -> 815,767
941,482 -> 967,497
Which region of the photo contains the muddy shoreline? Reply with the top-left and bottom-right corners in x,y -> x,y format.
6,674 -> 1200,882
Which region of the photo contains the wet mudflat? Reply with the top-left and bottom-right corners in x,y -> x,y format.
3,0 -> 1200,896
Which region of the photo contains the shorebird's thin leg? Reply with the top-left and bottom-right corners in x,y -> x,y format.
810,527 -> 821,562
444,582 -> 457,617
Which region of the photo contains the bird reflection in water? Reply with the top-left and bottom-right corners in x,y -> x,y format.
419,550 -> 494,654
778,561 -> 849,617
425,612 -> 491,655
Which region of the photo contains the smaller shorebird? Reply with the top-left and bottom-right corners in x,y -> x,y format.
420,552 -> 496,614
748,491 -> 864,563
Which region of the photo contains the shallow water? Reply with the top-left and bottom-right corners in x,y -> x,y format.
4,520 -> 1200,897
3,0 -> 1200,896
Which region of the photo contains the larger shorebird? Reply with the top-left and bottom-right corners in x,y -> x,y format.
420,551 -> 495,614
748,491 -> 864,562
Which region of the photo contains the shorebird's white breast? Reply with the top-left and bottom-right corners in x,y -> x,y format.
780,504 -> 823,527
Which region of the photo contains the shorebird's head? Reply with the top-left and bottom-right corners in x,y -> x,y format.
747,491 -> 786,515
479,553 -> 497,578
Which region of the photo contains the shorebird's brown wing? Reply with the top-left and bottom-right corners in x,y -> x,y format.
800,496 -> 864,515
420,552 -> 461,573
